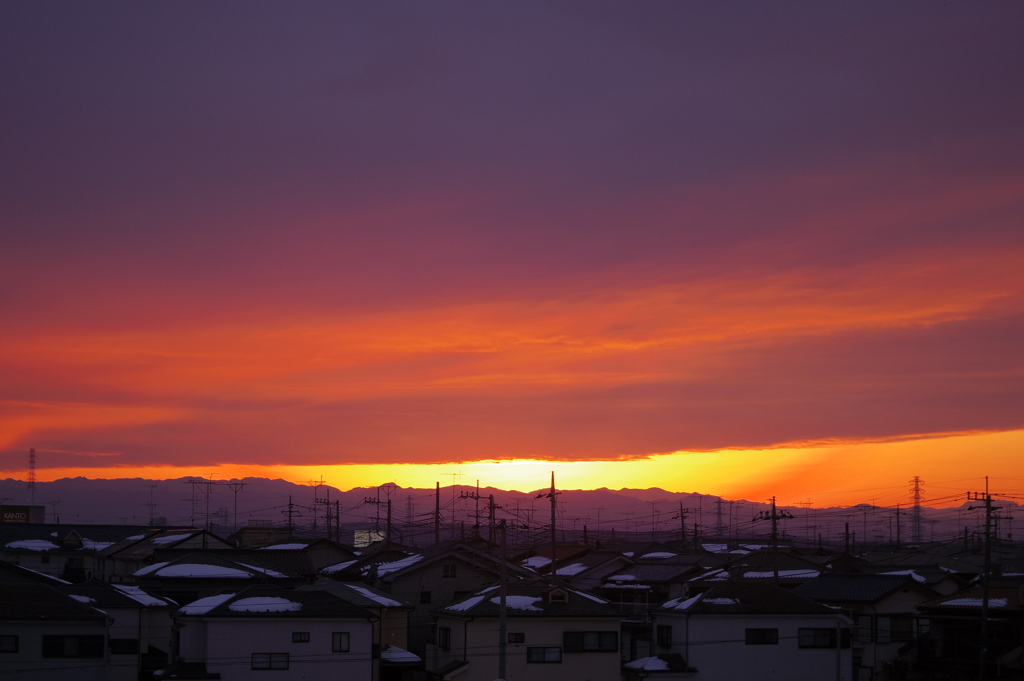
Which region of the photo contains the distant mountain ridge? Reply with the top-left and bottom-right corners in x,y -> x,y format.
0,476 -> 1012,551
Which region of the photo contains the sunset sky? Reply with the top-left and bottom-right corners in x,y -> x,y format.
3,2 -> 1023,507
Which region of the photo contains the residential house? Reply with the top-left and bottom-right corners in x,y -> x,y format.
133,552 -> 301,606
171,585 -> 375,681
428,584 -> 624,681
914,583 -> 1024,680
99,529 -> 234,582
793,572 -> 937,680
651,581 -> 854,681
331,541 -> 535,656
60,579 -> 176,681
300,578 -> 419,681
0,582 -> 112,681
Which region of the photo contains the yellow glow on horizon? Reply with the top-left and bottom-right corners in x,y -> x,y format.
6,429 -> 1023,508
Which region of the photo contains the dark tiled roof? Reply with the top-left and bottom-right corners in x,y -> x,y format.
135,552 -> 300,580
0,584 -> 108,621
154,548 -> 316,576
919,585 -> 1024,612
792,573 -> 919,603
660,582 -> 839,616
175,585 -> 375,619
605,564 -> 695,583
60,579 -> 173,608
437,585 -> 620,619
298,579 -> 413,609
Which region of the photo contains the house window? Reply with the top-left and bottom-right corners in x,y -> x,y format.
437,627 -> 451,650
252,653 -> 289,670
442,564 -> 458,578
292,632 -> 310,643
0,635 -> 18,653
420,590 -> 432,604
109,638 -> 140,654
563,631 -> 618,652
527,646 -> 562,663
41,635 -> 105,658
332,632 -> 350,653
508,632 -> 525,644
876,616 -> 913,643
548,590 -> 568,603
745,628 -> 779,645
656,625 -> 672,648
41,555 -> 51,564
798,628 -> 851,649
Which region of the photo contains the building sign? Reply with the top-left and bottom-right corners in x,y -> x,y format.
1,505 -> 45,523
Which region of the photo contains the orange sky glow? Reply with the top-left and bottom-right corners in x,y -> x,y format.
3,3 -> 1024,510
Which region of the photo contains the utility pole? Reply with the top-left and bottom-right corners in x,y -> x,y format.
286,496 -> 295,540
435,482 -> 441,546
754,497 -> 792,583
498,519 -> 508,681
968,478 -> 1010,681
536,472 -> 559,584
895,504 -> 901,547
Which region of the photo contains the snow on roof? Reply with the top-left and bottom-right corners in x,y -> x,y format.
703,597 -> 739,605
125,534 -> 147,541
603,583 -> 651,590
261,543 -> 309,550
344,584 -> 404,607
623,552 -> 634,557
150,533 -> 195,545
113,584 -> 170,607
142,563 -> 255,579
690,568 -> 725,582
608,573 -> 638,581
743,570 -> 819,579
881,570 -> 928,583
641,552 -> 677,559
322,559 -> 357,574
943,597 -> 1008,608
663,593 -> 702,611
625,656 -> 670,671
382,645 -> 421,663
228,596 -> 302,613
5,539 -> 60,551
70,594 -> 96,604
571,589 -> 609,604
702,544 -> 728,553
81,539 -> 116,551
180,593 -> 236,615
238,563 -> 288,578
522,555 -> 552,569
375,554 -> 424,576
447,595 -> 486,612
555,562 -> 589,576
494,595 -> 543,611
134,561 -> 170,577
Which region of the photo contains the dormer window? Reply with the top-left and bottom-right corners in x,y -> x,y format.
442,565 -> 457,579
548,589 -> 568,603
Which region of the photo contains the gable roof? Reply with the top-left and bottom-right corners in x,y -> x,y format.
134,552 -> 297,580
438,584 -> 620,619
918,585 -> 1024,613
174,585 -> 375,620
660,582 -> 841,616
0,583 -> 109,622
299,578 -> 413,609
792,573 -> 930,603
60,579 -> 174,609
